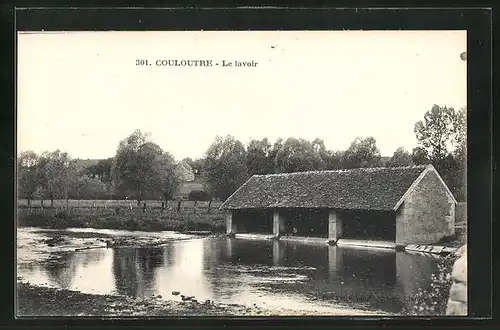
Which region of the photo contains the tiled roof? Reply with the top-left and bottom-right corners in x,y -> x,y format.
220,165 -> 430,211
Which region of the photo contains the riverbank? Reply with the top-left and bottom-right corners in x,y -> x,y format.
17,208 -> 226,233
16,281 -> 281,317
17,281 -> 385,317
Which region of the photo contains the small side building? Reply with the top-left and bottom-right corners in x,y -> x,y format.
220,164 -> 457,247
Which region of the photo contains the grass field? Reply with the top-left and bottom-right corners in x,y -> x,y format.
17,199 -> 226,232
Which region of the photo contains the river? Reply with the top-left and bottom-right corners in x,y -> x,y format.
17,227 -> 445,315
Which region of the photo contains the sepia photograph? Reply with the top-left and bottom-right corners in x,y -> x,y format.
16,30 -> 467,317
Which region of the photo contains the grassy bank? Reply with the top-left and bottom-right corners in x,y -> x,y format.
17,208 -> 226,233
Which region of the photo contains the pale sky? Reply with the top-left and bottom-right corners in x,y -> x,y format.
17,31 -> 466,160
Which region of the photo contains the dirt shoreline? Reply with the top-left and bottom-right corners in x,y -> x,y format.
16,282 -> 289,317
16,281 -> 386,317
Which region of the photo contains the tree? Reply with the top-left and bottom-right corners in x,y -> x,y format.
111,130 -> 181,203
312,138 -> 333,166
36,150 -> 78,207
274,138 -> 325,173
453,107 -> 467,155
453,108 -> 467,201
202,135 -> 248,200
246,138 -> 274,175
150,152 -> 181,201
342,137 -> 383,169
414,105 -> 463,163
324,150 -> 345,170
18,151 -> 39,208
386,147 -> 413,167
411,147 -> 430,165
191,158 -> 206,176
74,175 -> 108,200
268,138 -> 284,172
414,106 -> 467,201
111,130 -> 164,205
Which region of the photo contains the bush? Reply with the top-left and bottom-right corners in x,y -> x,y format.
402,257 -> 455,315
18,210 -> 54,227
188,190 -> 212,201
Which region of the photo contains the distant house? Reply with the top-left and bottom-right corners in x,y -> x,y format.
173,162 -> 209,200
220,164 -> 457,247
175,162 -> 195,182
74,158 -> 101,172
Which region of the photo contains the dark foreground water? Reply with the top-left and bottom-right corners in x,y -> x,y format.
17,228 -> 443,315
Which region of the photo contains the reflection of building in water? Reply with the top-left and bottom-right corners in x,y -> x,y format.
328,245 -> 342,279
225,237 -> 233,259
223,238 -> 274,265
324,247 -> 439,314
272,240 -> 284,265
279,240 -> 328,270
330,248 -> 402,313
339,248 -> 397,285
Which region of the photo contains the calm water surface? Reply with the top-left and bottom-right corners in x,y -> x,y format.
17,228 -> 441,315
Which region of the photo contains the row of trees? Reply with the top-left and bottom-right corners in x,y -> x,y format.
18,131 -> 183,207
18,104 -> 466,206
200,105 -> 466,201
18,150 -> 109,207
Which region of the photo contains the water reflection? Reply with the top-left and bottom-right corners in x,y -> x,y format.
154,239 -> 214,301
219,238 -> 439,313
112,248 -> 164,297
43,249 -> 116,294
18,233 -> 441,315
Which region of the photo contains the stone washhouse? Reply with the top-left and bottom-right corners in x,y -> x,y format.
219,164 -> 457,249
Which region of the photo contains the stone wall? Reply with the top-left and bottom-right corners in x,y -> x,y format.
455,202 -> 467,225
396,170 -> 455,245
446,245 -> 467,315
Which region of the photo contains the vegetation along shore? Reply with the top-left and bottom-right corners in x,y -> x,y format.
18,207 -> 226,233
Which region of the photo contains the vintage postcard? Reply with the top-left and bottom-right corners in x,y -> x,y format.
16,30 -> 467,317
